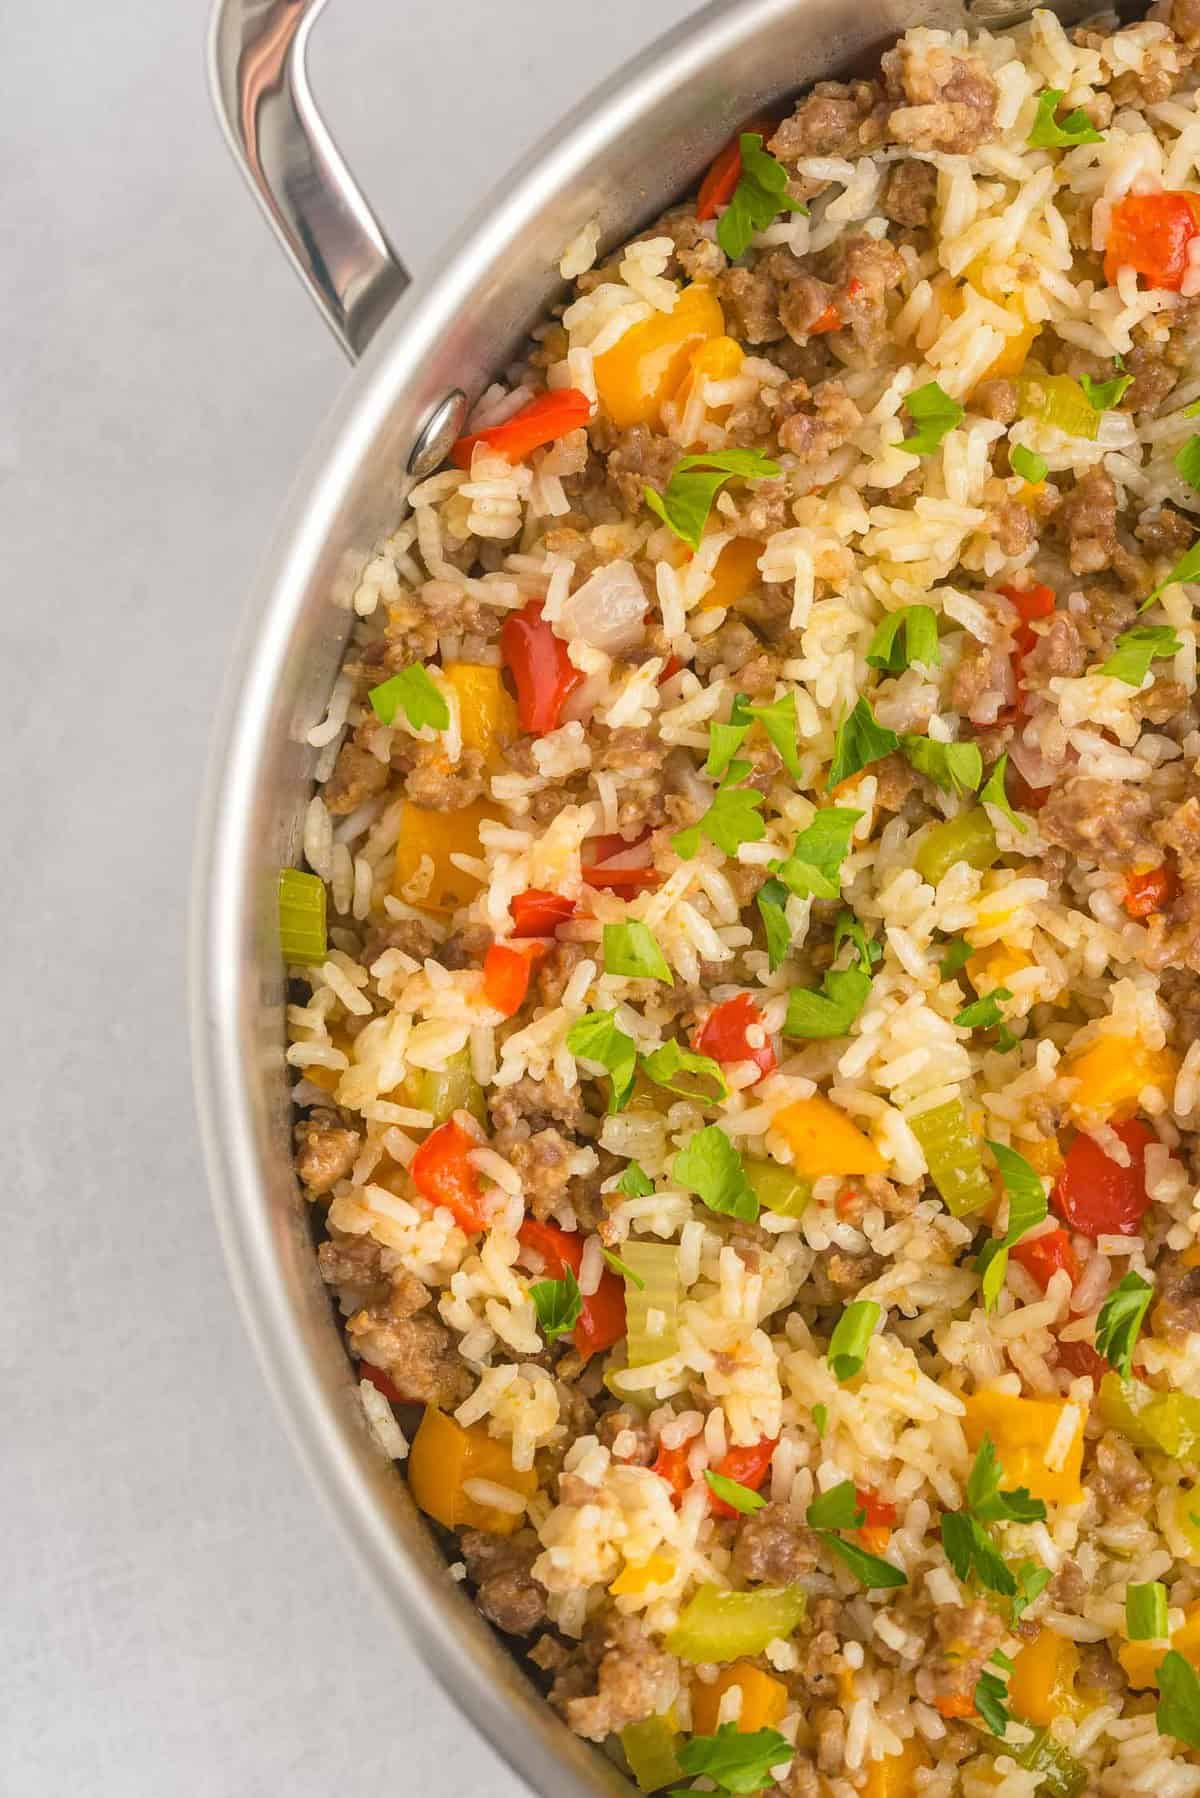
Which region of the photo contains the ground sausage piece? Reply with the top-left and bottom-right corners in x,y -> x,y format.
881,158 -> 939,228
1160,966 -> 1200,1048
497,1125 -> 574,1220
915,1600 -> 1005,1708
642,206 -> 729,283
596,1406 -> 657,1465
317,1228 -> 391,1308
1038,775 -> 1160,872
322,741 -> 390,816
777,272 -> 839,344
822,1247 -> 886,1292
775,1755 -> 822,1797
732,1504 -> 821,1583
401,744 -> 487,810
346,1278 -> 472,1408
990,498 -> 1036,559
1056,468 -> 1119,575
791,1596 -> 845,1701
1123,341 -> 1181,414
295,1109 -> 361,1195
883,42 -> 998,153
827,235 -> 906,357
535,940 -> 591,1011
871,752 -> 920,813
604,426 -> 681,512
460,1531 -> 548,1636
361,915 -> 439,966
1086,1432 -> 1153,1520
1077,581 -> 1138,659
769,80 -> 887,161
594,726 -> 672,834
1021,611 -> 1087,688
974,377 -> 1019,424
558,1615 -> 679,1742
1076,1640 -> 1128,1696
951,632 -> 1014,726
778,380 -> 862,464
718,263 -> 790,345
1154,1252 -> 1200,1341
1171,0 -> 1200,45
489,1071 -> 591,1136
1137,504 -> 1195,562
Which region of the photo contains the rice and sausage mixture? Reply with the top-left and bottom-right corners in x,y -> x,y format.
286,10 -> 1200,1793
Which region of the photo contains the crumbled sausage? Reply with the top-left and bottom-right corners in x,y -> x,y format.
362,915 -> 439,966
950,632 -> 1014,726
1077,580 -> 1139,659
1076,1640 -> 1127,1695
318,1228 -> 391,1308
1123,342 -> 1181,413
1160,966 -> 1200,1047
496,1125 -> 574,1220
489,1072 -> 591,1137
778,380 -> 862,465
974,378 -> 1019,424
1039,776 -> 1160,872
827,235 -> 906,357
1170,0 -> 1200,46
400,744 -> 487,810
346,1276 -> 472,1408
1055,468 -> 1119,576
603,425 -> 682,511
791,1596 -> 846,1701
732,1504 -> 821,1583
322,742 -> 390,816
295,1109 -> 361,1194
1136,505 -> 1195,562
871,752 -> 921,813
990,498 -> 1037,559
769,80 -> 888,161
914,1600 -> 1005,1707
534,940 -> 592,1011
718,261 -> 792,346
555,1614 -> 679,1742
641,207 -> 729,283
460,1530 -> 548,1636
1154,1252 -> 1200,1341
822,1247 -> 885,1292
883,42 -> 998,153
881,158 -> 938,228
596,1406 -> 657,1465
1086,1432 -> 1154,1520
1021,611 -> 1087,688
593,727 -> 673,834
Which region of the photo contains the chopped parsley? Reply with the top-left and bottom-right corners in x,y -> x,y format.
602,921 -> 673,984
1175,435 -> 1200,493
601,1247 -> 645,1289
673,1125 -> 757,1221
1157,1649 -> 1200,1749
368,662 -> 450,730
1095,1270 -> 1154,1380
939,937 -> 973,979
955,987 -> 1013,1032
529,1266 -> 582,1341
1141,539 -> 1200,610
900,733 -> 983,798
941,1435 -> 1047,1603
895,381 -> 964,456
1081,369 -> 1133,412
1010,444 -> 1048,486
672,762 -> 766,859
756,876 -> 792,973
566,1009 -> 638,1112
616,1160 -> 653,1199
811,1402 -> 828,1438
833,908 -> 881,972
827,697 -> 900,789
644,448 -> 781,551
975,1141 -> 1048,1312
974,1654 -> 1013,1738
807,1480 -> 865,1529
866,604 -> 941,674
979,752 -> 1028,833
676,1721 -> 793,1793
773,808 -> 862,900
717,133 -> 809,261
1101,624 -> 1183,686
640,1038 -> 729,1104
1028,88 -> 1105,148
805,1480 -> 907,1588
783,962 -> 873,1039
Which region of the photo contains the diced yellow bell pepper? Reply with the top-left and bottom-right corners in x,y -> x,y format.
408,1406 -> 537,1536
594,283 -> 725,429
860,1738 -> 931,1798
674,333 -> 745,428
1119,1600 -> 1200,1690
1018,1133 -> 1064,1179
610,1553 -> 676,1598
701,537 -> 763,611
772,1095 -> 886,1179
391,798 -> 499,915
690,1662 -> 789,1736
962,1390 -> 1085,1506
1009,1628 -> 1081,1726
441,662 -> 517,769
966,943 -> 1032,992
1063,1035 -> 1179,1122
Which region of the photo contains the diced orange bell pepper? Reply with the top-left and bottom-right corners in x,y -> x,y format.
594,283 -> 725,429
965,943 -> 1032,992
1124,863 -> 1178,920
610,1552 -> 676,1597
690,1662 -> 789,1735
962,1390 -> 1085,1506
1119,1600 -> 1200,1690
1105,191 -> 1200,291
700,536 -> 763,611
408,1406 -> 537,1535
1009,1628 -> 1081,1725
1063,1034 -> 1178,1122
441,662 -> 518,768
673,334 -> 745,429
392,798 -> 499,915
772,1095 -> 886,1179
409,1117 -> 487,1232
860,1738 -> 932,1797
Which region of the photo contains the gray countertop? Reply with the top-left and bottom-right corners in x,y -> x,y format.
3,2 -> 695,1791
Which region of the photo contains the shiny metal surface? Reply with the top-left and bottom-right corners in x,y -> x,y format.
194,0 -> 1078,1791
207,0 -> 409,359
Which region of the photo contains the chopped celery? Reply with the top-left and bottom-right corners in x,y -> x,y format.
1013,1727 -> 1087,1798
278,867 -> 327,964
620,1713 -> 682,1793
914,809 -> 998,886
744,1158 -> 812,1219
1017,365 -> 1099,442
405,1045 -> 486,1126
909,1099 -> 993,1217
665,1583 -> 807,1663
622,1242 -> 681,1367
1098,1374 -> 1200,1460
602,1364 -> 655,1411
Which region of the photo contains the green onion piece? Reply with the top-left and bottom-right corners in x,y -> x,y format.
827,1299 -> 881,1382
1128,1581 -> 1169,1642
1012,1727 -> 1087,1797
909,1098 -> 993,1216
620,1713 -> 682,1794
621,1242 -> 682,1367
743,1157 -> 812,1219
403,1045 -> 486,1126
1017,366 -> 1099,441
704,1470 -> 767,1514
664,1583 -> 807,1662
278,867 -> 327,964
914,809 -> 999,886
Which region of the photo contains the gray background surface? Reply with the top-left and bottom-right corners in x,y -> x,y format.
3,2 -> 695,1792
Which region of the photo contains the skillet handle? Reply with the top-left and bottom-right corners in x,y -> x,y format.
207,0 -> 409,362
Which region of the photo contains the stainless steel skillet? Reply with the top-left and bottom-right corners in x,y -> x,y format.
191,0 -> 1076,1789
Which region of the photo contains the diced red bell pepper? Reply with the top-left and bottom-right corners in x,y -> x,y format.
1051,1118 -> 1155,1239
517,1217 -> 626,1361
581,828 -> 663,894
707,1436 -> 779,1518
856,1485 -> 898,1554
451,387 -> 592,469
659,655 -> 683,684
481,941 -> 547,1017
1009,765 -> 1052,813
511,889 -> 577,937
997,582 -> 1056,722
694,994 -> 777,1083
1124,863 -> 1178,920
501,600 -> 583,736
1011,1226 -> 1080,1291
358,1361 -> 405,1403
652,1440 -> 693,1504
808,301 -> 841,335
695,115 -> 776,221
410,1118 -> 488,1233
1056,1337 -> 1110,1381
1104,191 -> 1200,292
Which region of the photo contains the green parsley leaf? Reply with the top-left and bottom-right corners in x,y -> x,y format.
866,604 -> 941,674
955,987 -> 1013,1031
827,697 -> 900,790
601,1247 -> 645,1289
1128,1580 -> 1169,1642
1174,435 -> 1200,493
672,763 -> 766,860
1158,1650 -> 1200,1748
706,714 -> 751,780
1081,370 -> 1133,412
806,1480 -> 866,1530
756,876 -> 792,973
644,447 -> 781,551
602,921 -> 673,985
566,1009 -> 638,1113
1011,1559 -> 1051,1624
1095,1270 -> 1154,1380
617,1160 -> 654,1199
976,1143 -> 1049,1312
774,808 -> 862,900
783,964 -> 873,1039
368,663 -> 450,731
900,733 -> 983,798
716,133 -> 809,261
939,937 -> 973,979
1184,398 -> 1200,419
1028,88 -> 1105,148
530,1266 -> 582,1341
833,908 -> 881,972
704,1470 -> 767,1515
1010,444 -> 1048,485
823,1533 -> 908,1588
677,1721 -> 793,1794
743,690 -> 804,782
895,381 -> 965,457
1101,624 -> 1183,685
827,1299 -> 881,1382
1142,539 -> 1200,610
640,1038 -> 729,1104
974,1664 -> 1012,1738
673,1125 -> 758,1220
995,1024 -> 1020,1054
980,752 -> 1029,834
941,1509 -> 1017,1597
965,1433 -> 1047,1526
811,1402 -> 828,1438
